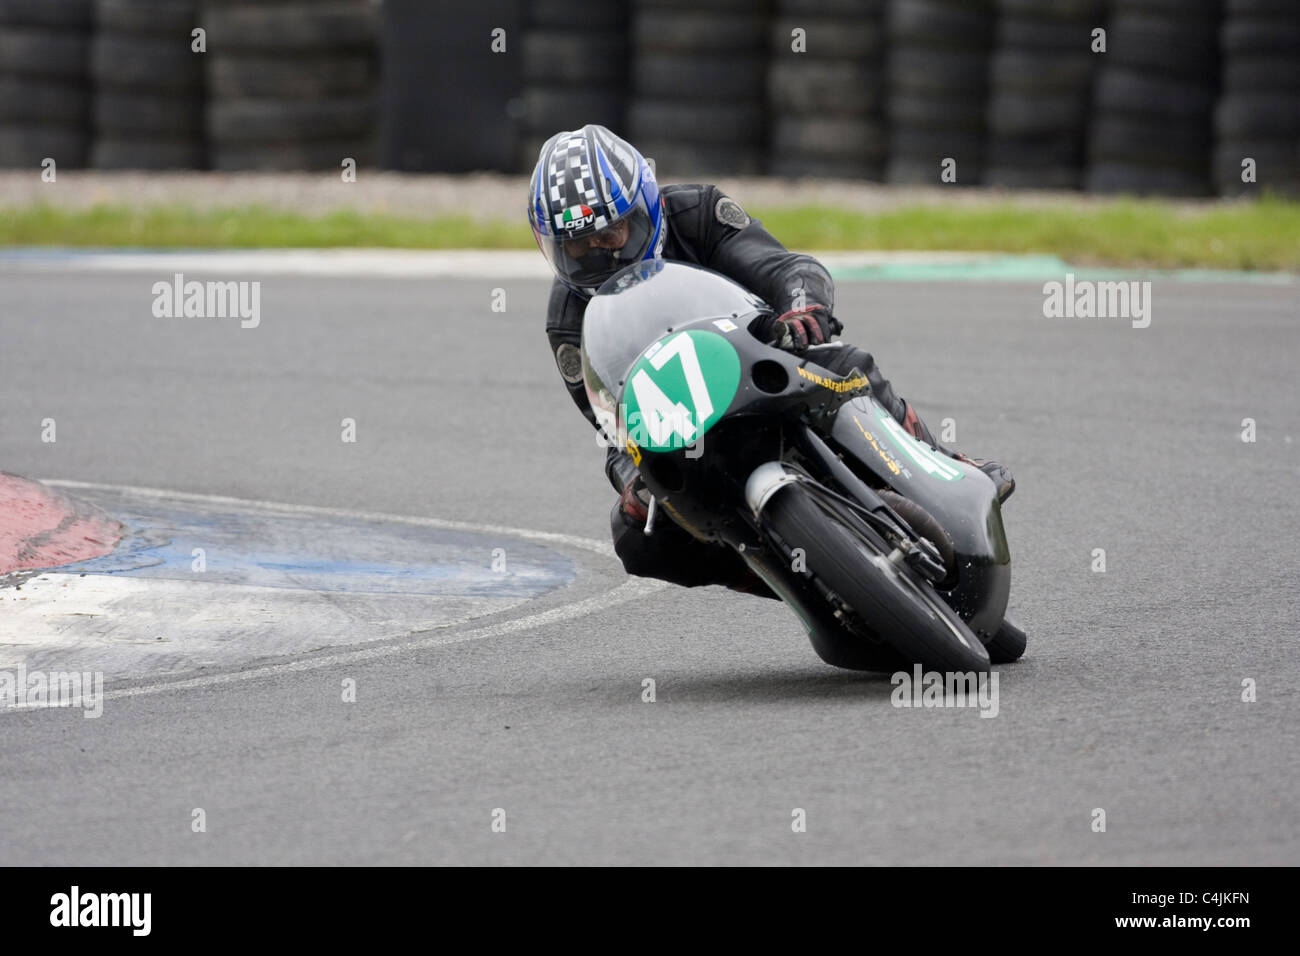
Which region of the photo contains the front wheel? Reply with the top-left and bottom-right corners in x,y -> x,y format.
986,615 -> 1028,664
763,483 -> 991,674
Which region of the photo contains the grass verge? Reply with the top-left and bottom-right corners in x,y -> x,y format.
2,195 -> 1297,271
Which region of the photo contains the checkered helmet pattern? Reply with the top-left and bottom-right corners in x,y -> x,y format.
529,125 -> 662,240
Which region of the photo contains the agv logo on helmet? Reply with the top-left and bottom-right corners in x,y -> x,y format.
559,204 -> 595,232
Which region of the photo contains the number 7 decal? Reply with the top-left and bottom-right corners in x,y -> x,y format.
629,369 -> 696,446
629,333 -> 711,447
624,330 -> 741,452
650,332 -> 713,421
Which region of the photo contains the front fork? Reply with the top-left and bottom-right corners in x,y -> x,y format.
760,426 -> 948,584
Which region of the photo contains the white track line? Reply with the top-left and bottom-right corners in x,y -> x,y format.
3,579 -> 664,714
0,249 -> 553,279
2,481 -> 666,713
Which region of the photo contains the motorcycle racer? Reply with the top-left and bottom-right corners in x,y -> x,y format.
529,124 -> 1013,591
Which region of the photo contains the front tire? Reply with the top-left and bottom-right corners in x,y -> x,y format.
764,483 -> 991,674
986,615 -> 1028,664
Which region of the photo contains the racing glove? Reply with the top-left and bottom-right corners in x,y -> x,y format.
619,476 -> 651,524
766,304 -> 835,352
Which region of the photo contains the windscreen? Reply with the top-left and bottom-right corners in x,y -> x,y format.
580,260 -> 767,439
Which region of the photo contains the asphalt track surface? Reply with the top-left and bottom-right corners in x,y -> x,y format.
1,262 -> 1297,865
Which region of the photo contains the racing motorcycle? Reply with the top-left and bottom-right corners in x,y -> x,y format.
581,260 -> 1026,674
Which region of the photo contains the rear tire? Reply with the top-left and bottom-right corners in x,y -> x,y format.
764,483 -> 990,673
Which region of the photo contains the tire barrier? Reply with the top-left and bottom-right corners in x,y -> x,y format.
984,0 -> 1104,191
0,0 -> 93,170
1085,0 -> 1221,196
0,0 -> 1290,199
628,0 -> 768,177
377,0 -> 521,173
517,0 -> 627,175
767,0 -> 887,180
1213,0 -> 1300,197
202,0 -> 378,171
90,0 -> 204,169
885,0 -> 996,186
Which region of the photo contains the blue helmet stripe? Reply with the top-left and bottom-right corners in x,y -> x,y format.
594,147 -> 631,217
533,164 -> 549,236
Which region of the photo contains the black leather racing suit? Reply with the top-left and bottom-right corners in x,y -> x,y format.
544,183 -> 936,590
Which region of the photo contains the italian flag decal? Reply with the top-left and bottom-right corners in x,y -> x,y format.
559,204 -> 595,231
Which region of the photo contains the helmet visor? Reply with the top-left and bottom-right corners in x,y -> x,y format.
536,196 -> 656,294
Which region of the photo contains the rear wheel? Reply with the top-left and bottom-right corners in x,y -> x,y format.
764,483 -> 990,673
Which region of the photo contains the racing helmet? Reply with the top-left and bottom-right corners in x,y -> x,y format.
527,125 -> 665,296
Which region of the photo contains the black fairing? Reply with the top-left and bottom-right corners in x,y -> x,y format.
826,398 -> 1010,636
